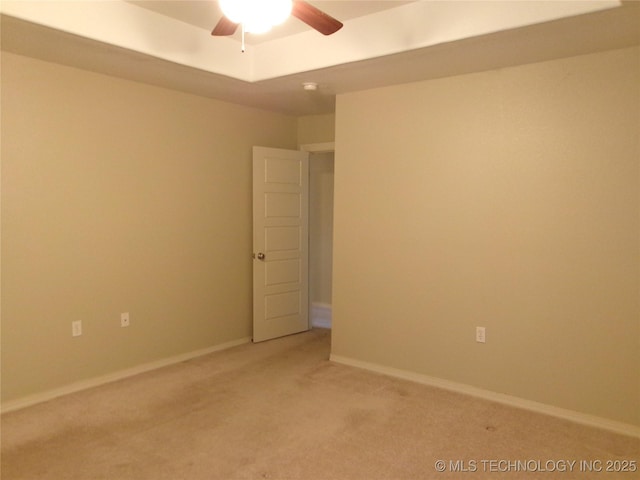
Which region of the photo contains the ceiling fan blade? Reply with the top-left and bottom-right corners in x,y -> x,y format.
292,1 -> 343,35
211,16 -> 239,36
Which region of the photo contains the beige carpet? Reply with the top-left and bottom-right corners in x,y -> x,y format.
2,329 -> 638,479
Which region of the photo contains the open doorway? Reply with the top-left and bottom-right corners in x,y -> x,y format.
252,144 -> 332,342
307,147 -> 334,329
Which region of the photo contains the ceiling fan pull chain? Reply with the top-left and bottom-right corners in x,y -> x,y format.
241,23 -> 246,53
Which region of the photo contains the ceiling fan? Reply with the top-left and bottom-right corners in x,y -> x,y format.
211,0 -> 343,38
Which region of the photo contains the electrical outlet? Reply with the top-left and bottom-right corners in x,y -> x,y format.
72,320 -> 82,337
121,312 -> 130,328
476,326 -> 486,343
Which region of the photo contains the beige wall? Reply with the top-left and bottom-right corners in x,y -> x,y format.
1,52 -> 297,402
332,47 -> 640,426
297,114 -> 335,145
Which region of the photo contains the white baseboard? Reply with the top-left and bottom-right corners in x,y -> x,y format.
330,354 -> 640,439
310,302 -> 332,329
1,336 -> 252,414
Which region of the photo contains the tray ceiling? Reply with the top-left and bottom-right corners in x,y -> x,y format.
2,1 -> 638,115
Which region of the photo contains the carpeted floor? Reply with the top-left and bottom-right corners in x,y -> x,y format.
2,328 -> 638,479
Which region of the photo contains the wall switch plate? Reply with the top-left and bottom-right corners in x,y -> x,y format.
121,312 -> 130,327
72,320 -> 82,337
476,326 -> 486,343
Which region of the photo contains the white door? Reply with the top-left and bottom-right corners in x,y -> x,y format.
252,146 -> 309,342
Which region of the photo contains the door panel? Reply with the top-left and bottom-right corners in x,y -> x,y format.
253,147 -> 309,342
265,291 -> 301,319
265,226 -> 300,251
265,193 -> 301,217
265,259 -> 300,286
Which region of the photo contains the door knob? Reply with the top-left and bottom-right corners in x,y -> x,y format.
256,252 -> 266,260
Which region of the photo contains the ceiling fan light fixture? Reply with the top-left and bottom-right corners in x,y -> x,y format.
219,0 -> 293,34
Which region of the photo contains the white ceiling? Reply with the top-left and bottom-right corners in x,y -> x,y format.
2,1 -> 639,116
126,1 -> 413,44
